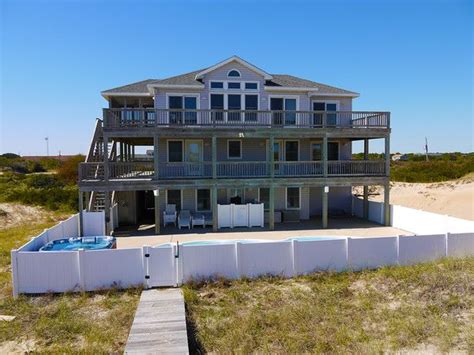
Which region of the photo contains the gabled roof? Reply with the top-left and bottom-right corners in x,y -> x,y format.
194,55 -> 273,80
101,57 -> 359,98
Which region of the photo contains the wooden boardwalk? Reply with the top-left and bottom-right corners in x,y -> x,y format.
125,288 -> 189,354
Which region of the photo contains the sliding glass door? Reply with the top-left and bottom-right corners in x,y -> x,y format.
270,98 -> 297,125
168,96 -> 197,125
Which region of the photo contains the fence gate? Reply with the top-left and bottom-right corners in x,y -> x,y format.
145,245 -> 178,287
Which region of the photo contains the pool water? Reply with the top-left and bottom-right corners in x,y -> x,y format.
39,236 -> 116,251
157,236 -> 343,247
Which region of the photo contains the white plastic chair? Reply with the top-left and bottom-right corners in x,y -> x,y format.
178,210 -> 191,229
163,204 -> 177,227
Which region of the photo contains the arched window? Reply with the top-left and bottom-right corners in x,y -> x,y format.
227,69 -> 241,77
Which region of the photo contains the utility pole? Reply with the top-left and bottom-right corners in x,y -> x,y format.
45,137 -> 49,157
424,137 -> 429,162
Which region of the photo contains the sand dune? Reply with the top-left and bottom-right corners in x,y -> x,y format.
355,176 -> 474,221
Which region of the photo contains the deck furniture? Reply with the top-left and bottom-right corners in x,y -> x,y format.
163,204 -> 177,227
178,210 -> 191,229
191,214 -> 205,228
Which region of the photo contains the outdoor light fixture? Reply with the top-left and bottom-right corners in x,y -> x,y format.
153,190 -> 159,197
324,186 -> 329,193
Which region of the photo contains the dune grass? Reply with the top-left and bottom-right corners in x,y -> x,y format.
184,258 -> 474,353
0,209 -> 141,353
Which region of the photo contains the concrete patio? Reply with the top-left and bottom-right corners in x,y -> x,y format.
115,216 -> 412,249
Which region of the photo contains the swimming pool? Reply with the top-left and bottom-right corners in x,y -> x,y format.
156,236 -> 343,247
39,236 -> 116,251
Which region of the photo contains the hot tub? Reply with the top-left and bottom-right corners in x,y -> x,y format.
39,236 -> 116,252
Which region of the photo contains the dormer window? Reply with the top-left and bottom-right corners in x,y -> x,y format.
227,69 -> 241,77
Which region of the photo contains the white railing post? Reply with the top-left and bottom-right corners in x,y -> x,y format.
143,245 -> 150,289
11,249 -> 19,298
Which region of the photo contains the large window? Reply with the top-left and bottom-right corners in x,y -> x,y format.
227,94 -> 241,121
244,94 -> 258,121
167,190 -> 181,211
312,102 -> 338,126
285,141 -> 299,161
270,97 -> 297,125
196,189 -> 211,211
210,94 -> 224,122
168,141 -> 183,162
168,95 -> 197,124
286,187 -> 300,209
228,140 -> 242,159
259,188 -> 270,210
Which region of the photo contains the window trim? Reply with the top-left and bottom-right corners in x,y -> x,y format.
285,187 -> 301,210
195,189 -> 211,212
227,139 -> 242,159
311,100 -> 340,111
165,93 -> 201,109
267,95 -> 300,111
227,69 -> 241,77
166,189 -> 183,210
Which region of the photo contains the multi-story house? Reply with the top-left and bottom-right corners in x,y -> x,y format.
78,56 -> 390,234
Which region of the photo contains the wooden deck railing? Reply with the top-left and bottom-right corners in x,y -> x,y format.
103,109 -> 390,129
79,160 -> 386,182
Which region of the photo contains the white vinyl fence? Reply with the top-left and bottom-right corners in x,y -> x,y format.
352,197 -> 474,234
12,230 -> 474,297
217,203 -> 264,228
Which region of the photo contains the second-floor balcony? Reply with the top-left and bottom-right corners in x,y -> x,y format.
79,160 -> 386,182
103,108 -> 390,130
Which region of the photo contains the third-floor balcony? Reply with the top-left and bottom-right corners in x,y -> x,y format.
103,108 -> 390,130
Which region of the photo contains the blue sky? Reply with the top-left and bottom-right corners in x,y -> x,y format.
1,0 -> 472,155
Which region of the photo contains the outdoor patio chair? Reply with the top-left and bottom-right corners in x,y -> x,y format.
178,210 -> 191,229
163,204 -> 177,227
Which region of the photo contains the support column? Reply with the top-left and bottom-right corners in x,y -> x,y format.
269,136 -> 275,178
103,134 -> 109,182
127,144 -> 132,161
212,185 -> 218,231
322,186 -> 328,229
384,182 -> 390,226
212,136 -> 217,179
132,145 -> 135,160
153,135 -> 159,179
322,135 -> 328,177
364,138 -> 369,160
385,135 -> 390,177
104,191 -> 111,235
363,186 -> 369,219
154,189 -> 161,234
119,142 -> 124,162
78,190 -> 84,237
269,185 -> 275,230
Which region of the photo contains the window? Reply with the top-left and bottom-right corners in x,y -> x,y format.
167,190 -> 181,211
196,189 -> 211,211
168,95 -> 197,124
328,142 -> 339,160
228,140 -> 242,159
286,187 -> 300,209
210,94 -> 224,121
244,94 -> 258,121
245,82 -> 258,90
210,81 -> 224,89
312,102 -> 338,126
259,188 -> 270,210
228,69 -> 241,77
168,141 -> 183,162
270,97 -> 297,125
311,143 -> 322,161
227,94 -> 241,121
285,141 -> 299,161
227,82 -> 241,89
